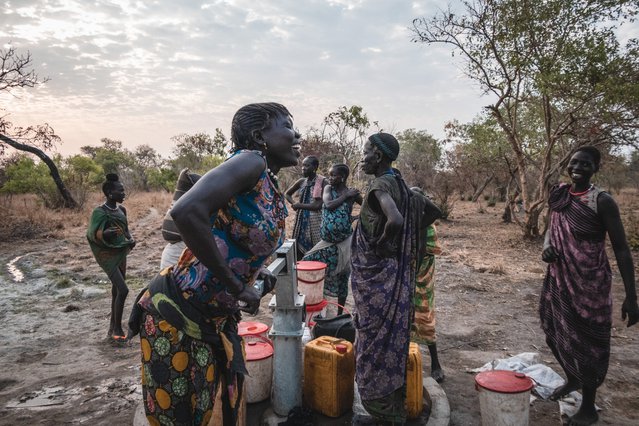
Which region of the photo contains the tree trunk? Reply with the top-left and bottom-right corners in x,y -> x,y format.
0,133 -> 78,208
524,203 -> 543,237
470,174 -> 495,202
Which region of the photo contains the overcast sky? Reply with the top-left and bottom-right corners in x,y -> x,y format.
1,0 -> 490,157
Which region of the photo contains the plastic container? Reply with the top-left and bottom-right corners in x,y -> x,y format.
238,321 -> 269,343
475,370 -> 534,426
303,336 -> 355,417
244,338 -> 274,403
297,260 -> 327,304
406,342 -> 424,419
305,299 -> 328,327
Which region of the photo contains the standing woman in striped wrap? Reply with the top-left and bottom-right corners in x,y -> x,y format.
541,146 -> 638,426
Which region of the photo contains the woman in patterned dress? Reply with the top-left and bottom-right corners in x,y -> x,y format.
541,146 -> 638,426
303,163 -> 361,314
131,103 -> 301,426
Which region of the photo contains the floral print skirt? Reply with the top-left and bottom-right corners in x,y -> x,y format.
140,311 -> 220,426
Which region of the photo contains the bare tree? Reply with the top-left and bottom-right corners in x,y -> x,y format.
0,46 -> 77,208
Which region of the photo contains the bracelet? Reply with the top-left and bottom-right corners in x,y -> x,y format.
226,282 -> 246,297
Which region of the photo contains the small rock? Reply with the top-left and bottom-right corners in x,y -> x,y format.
63,304 -> 80,312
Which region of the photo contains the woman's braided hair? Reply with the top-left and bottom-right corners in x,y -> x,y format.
102,173 -> 120,196
231,102 -> 291,152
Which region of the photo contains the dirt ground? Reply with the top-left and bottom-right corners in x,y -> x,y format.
0,193 -> 638,425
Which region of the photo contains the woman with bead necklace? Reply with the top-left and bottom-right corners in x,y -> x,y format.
541,145 -> 638,426
86,173 -> 136,341
130,103 -> 300,425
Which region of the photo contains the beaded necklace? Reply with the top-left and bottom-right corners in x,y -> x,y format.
568,184 -> 593,196
102,202 -> 119,211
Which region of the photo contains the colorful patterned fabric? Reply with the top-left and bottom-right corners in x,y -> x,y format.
303,188 -> 355,299
135,150 -> 287,426
412,224 -> 442,345
292,175 -> 325,255
140,310 -> 244,426
361,386 -> 406,423
540,183 -> 612,388
351,171 -> 419,404
86,205 -> 133,275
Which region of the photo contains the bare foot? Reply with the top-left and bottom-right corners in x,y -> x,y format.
550,380 -> 580,401
567,405 -> 598,425
431,368 -> 445,383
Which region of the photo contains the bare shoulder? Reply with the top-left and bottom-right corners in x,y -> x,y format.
597,191 -> 619,212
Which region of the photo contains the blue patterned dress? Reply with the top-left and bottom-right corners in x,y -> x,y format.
303,188 -> 355,299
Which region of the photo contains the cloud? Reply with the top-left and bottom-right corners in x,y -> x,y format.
1,0 -> 486,156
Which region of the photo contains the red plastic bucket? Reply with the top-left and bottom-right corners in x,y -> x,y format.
238,321 -> 269,343
305,299 -> 328,327
297,260 -> 326,305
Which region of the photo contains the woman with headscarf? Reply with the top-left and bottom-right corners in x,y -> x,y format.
86,173 -> 136,341
541,145 -> 638,426
351,133 -> 441,423
131,102 -> 301,426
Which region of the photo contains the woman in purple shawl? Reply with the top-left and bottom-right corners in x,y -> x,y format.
351,133 -> 441,423
541,146 -> 638,426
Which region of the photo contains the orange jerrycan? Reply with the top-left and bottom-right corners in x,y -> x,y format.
303,335 -> 355,417
406,342 -> 424,419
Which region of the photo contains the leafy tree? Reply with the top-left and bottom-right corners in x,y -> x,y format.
146,167 -> 177,192
133,144 -> 162,191
0,155 -> 64,207
412,0 -> 639,236
81,138 -> 135,175
62,155 -> 102,206
395,129 -> 442,191
171,130 -> 227,173
0,46 -> 77,207
444,115 -> 515,203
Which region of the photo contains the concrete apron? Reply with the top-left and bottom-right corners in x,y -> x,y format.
132,376 -> 449,426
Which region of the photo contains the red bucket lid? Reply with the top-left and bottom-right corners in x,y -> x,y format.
306,299 -> 328,312
245,340 -> 273,361
297,261 -> 327,271
238,321 -> 269,336
475,370 -> 534,394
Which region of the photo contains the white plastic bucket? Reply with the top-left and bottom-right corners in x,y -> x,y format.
475,370 -> 534,426
244,337 -> 273,403
297,261 -> 326,305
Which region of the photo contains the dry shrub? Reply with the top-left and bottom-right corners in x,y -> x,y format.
0,191 -> 173,242
617,188 -> 639,251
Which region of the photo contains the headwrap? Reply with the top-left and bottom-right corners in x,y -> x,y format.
369,133 -> 399,161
